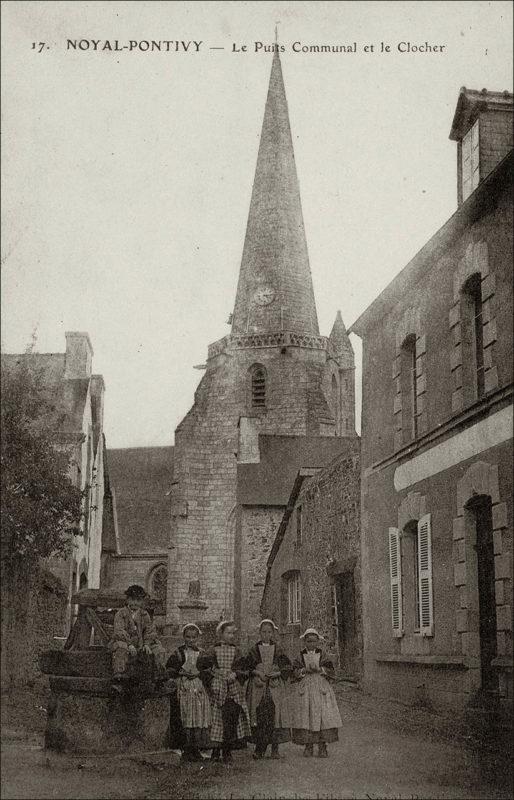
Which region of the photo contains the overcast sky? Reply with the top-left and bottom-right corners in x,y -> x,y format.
2,1 -> 512,447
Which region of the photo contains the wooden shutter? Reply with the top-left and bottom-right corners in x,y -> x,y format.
417,514 -> 434,636
388,527 -> 403,637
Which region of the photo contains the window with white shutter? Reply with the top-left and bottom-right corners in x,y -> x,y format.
287,572 -> 301,624
388,527 -> 403,637
417,514 -> 434,636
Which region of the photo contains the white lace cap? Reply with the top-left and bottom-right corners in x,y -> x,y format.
259,618 -> 278,631
182,623 -> 202,636
299,627 -> 325,640
216,620 -> 236,637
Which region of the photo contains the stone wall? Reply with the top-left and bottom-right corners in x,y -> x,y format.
238,506 -> 285,645
261,445 -> 361,672
358,162 -> 513,714
480,110 -> 513,182
1,564 -> 67,690
104,554 -> 167,594
167,344 -> 342,627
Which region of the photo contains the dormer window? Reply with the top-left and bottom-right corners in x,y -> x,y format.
461,119 -> 480,202
449,88 -> 513,207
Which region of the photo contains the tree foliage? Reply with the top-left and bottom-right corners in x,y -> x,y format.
1,359 -> 83,571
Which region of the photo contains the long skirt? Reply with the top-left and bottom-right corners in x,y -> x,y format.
166,677 -> 211,750
209,676 -> 251,746
247,678 -> 290,747
290,673 -> 342,745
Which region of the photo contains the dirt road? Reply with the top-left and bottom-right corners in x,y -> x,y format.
1,684 -> 511,799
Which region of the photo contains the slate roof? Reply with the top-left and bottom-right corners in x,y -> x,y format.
107,447 -> 174,554
237,435 -> 355,506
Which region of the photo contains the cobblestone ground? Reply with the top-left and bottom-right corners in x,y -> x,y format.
1,683 -> 512,800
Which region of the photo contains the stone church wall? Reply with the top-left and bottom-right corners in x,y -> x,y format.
168,345 -> 338,626
237,506 -> 285,645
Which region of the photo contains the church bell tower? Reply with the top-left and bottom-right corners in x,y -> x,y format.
167,50 -> 355,628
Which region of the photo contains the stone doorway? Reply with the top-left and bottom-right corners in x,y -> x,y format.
468,495 -> 498,697
333,571 -> 358,677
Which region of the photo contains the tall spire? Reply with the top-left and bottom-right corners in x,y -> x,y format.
231,50 -> 319,335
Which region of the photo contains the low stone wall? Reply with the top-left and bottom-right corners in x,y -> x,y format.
1,564 -> 67,691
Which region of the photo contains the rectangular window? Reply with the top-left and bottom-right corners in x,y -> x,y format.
474,290 -> 485,397
462,119 -> 480,201
287,573 -> 301,624
296,506 -> 302,546
410,345 -> 418,439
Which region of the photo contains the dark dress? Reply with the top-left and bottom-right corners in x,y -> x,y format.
245,642 -> 292,751
165,645 -> 212,751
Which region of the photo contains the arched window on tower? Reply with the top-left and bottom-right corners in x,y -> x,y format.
251,364 -> 267,408
461,273 -> 485,400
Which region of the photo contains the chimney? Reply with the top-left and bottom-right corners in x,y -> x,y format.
64,331 -> 93,379
449,88 -> 513,206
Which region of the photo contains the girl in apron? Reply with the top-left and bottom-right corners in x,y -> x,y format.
165,623 -> 212,762
205,621 -> 251,764
290,628 -> 342,758
245,619 -> 292,759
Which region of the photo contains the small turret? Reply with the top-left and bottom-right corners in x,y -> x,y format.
329,310 -> 354,369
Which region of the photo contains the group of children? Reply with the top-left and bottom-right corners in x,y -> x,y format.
165,618 -> 343,764
110,586 -> 342,765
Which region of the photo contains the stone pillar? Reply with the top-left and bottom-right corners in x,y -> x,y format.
177,581 -> 208,625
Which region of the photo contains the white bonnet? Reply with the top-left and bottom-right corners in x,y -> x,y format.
216,620 -> 236,637
182,623 -> 202,636
299,627 -> 325,640
259,619 -> 278,631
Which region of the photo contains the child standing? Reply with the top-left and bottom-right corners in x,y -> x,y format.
290,627 -> 342,758
110,585 -> 166,683
245,619 -> 291,760
205,621 -> 251,764
165,624 -> 212,762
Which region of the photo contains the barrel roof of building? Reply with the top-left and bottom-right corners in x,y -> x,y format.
107,446 -> 174,554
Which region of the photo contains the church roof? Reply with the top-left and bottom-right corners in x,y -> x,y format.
231,50 -> 319,336
237,435 -> 352,506
107,446 -> 174,554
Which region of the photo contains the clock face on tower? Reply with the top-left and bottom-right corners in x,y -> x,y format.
253,286 -> 276,306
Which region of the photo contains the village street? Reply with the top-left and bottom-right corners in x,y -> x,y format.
2,682 -> 511,800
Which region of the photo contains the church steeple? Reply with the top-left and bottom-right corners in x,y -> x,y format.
231,50 -> 319,336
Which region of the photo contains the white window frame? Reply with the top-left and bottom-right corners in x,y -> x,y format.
287,573 -> 301,624
462,118 -> 480,201
417,514 -> 434,637
388,527 -> 403,637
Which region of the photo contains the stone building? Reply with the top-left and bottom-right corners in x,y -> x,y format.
168,50 -> 356,637
102,446 -> 173,621
1,331 -> 114,630
350,88 -> 513,715
260,445 -> 361,677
